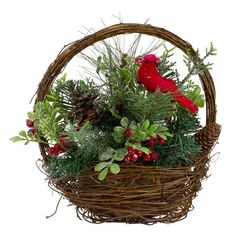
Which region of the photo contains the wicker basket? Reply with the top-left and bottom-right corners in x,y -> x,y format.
36,23 -> 221,224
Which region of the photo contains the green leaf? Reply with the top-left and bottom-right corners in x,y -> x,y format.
129,120 -> 137,130
194,95 -> 205,108
79,80 -> 87,92
110,163 -> 120,174
165,132 -> 174,137
136,131 -> 146,139
19,130 -> 28,138
149,124 -> 158,132
148,131 -> 156,138
99,152 -> 113,161
143,120 -> 150,129
24,140 -> 30,145
27,132 -> 35,140
187,91 -> 195,100
131,143 -> 141,150
114,148 -> 127,161
98,168 -> 108,181
157,133 -> 167,140
46,95 -> 56,102
95,162 -> 109,172
120,117 -> 129,128
193,86 -> 201,97
10,136 -> 25,142
105,147 -> 116,154
114,126 -> 125,134
156,126 -> 169,132
27,112 -> 35,120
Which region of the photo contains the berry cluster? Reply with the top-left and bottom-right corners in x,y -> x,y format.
47,139 -> 66,156
26,119 -> 37,135
148,135 -> 165,147
124,147 -> 159,163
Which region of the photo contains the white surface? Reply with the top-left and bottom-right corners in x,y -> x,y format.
0,0 -> 234,235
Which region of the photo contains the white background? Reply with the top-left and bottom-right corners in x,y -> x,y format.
0,0 -> 234,235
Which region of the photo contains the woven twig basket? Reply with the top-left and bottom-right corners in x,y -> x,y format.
36,23 -> 221,224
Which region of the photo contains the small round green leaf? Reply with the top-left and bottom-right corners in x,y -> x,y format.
120,117 -> 129,128
99,152 -> 112,161
114,148 -> 127,161
10,136 -> 25,142
157,133 -> 167,140
114,126 -> 125,134
136,131 -> 146,139
110,163 -> 120,174
129,120 -> 137,130
143,120 -> 150,129
193,86 -> 201,97
98,168 -> 108,181
149,124 -> 158,132
27,112 -> 35,120
19,130 -> 28,138
194,95 -> 205,108
95,162 -> 109,172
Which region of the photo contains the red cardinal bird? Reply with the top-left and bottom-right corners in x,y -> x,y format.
136,54 -> 198,113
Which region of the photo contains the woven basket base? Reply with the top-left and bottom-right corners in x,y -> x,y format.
49,152 -> 209,224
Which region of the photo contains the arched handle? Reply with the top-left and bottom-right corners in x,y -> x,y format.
36,23 -> 217,125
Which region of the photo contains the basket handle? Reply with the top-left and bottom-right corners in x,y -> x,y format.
36,23 -> 217,125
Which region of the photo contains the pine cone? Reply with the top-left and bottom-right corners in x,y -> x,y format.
70,85 -> 100,128
195,122 -> 221,153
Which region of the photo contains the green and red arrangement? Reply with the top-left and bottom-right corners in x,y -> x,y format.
11,23 -> 221,224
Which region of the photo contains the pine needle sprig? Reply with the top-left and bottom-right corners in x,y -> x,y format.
180,43 -> 217,86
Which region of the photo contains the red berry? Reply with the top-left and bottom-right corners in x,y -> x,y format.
28,128 -> 37,135
143,154 -> 151,161
128,147 -> 135,155
59,138 -> 65,146
48,147 -> 56,155
54,143 -> 65,153
124,154 -> 131,163
148,137 -> 156,147
130,154 -> 138,162
158,138 -> 165,145
150,151 -> 159,160
53,150 -> 59,156
135,150 -> 143,157
124,128 -> 132,137
26,119 -> 34,128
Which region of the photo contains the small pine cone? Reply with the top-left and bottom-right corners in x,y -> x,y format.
70,85 -> 100,128
195,122 -> 221,153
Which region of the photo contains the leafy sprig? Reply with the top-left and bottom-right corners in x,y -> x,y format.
94,147 -> 127,181
180,43 -> 217,86
10,130 -> 46,145
28,101 -> 65,142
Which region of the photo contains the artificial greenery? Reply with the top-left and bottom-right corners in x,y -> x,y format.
155,107 -> 202,167
124,92 -> 174,122
10,130 -> 46,145
49,121 -> 115,177
180,43 -> 217,86
11,34 -> 216,181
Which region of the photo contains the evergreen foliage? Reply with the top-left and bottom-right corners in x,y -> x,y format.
49,122 -> 115,177
155,108 -> 201,167
11,34 -> 217,181
124,92 -> 174,122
